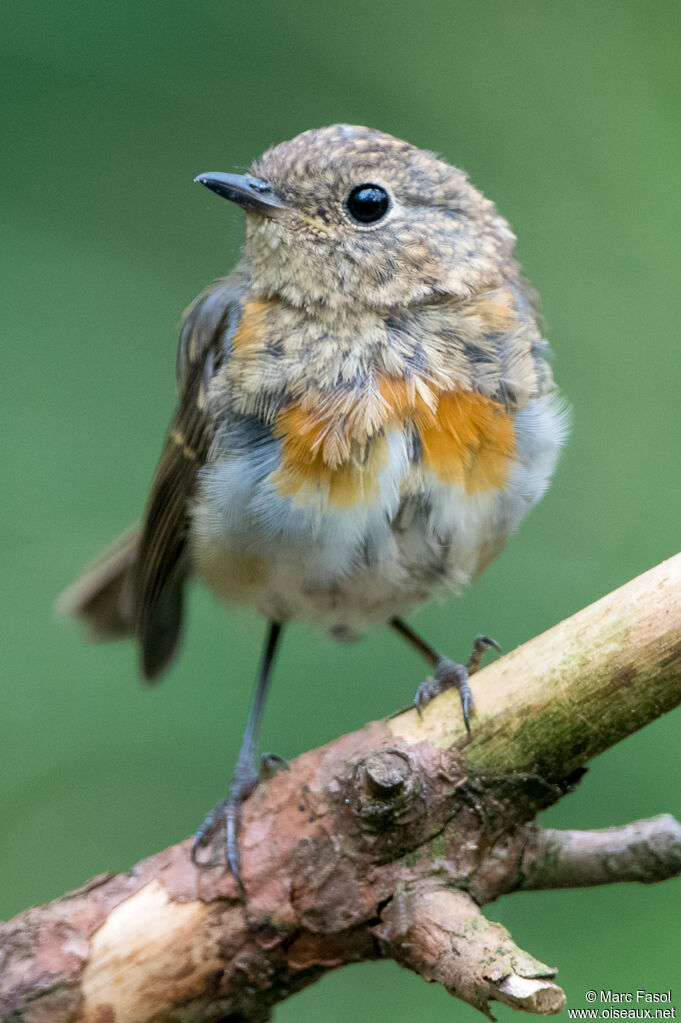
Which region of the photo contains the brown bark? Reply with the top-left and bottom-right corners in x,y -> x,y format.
2,553 -> 681,1023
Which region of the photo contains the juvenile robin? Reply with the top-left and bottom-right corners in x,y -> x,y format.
60,124 -> 567,884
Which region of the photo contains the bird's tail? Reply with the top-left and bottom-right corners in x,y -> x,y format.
56,525 -> 139,641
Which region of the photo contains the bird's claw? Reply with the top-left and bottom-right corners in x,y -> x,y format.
412,635 -> 501,734
467,634 -> 502,675
190,752 -> 287,887
259,752 -> 289,779
413,658 -> 473,733
191,799 -> 228,869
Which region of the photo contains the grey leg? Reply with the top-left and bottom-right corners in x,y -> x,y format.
192,621 -> 284,888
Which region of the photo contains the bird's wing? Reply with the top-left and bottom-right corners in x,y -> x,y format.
133,272 -> 246,681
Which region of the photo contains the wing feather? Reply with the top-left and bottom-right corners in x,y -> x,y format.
133,274 -> 245,680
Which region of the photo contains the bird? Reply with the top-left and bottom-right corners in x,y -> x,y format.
59,124 -> 567,886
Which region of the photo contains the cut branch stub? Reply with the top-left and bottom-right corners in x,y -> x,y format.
362,749 -> 411,798
352,747 -> 423,836
372,885 -> 566,1019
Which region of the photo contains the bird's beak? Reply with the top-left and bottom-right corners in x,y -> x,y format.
194,172 -> 288,218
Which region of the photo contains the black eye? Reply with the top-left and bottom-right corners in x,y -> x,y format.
345,183 -> 390,225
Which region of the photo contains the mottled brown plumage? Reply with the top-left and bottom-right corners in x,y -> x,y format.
60,125 -> 566,882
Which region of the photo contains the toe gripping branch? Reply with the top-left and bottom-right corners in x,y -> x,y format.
411,634 -> 502,732
191,753 -> 289,882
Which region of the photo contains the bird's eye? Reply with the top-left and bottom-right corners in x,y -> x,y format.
345,183 -> 390,225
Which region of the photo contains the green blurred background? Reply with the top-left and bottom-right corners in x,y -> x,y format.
2,0 -> 680,1016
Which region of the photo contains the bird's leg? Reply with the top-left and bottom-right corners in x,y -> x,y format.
191,621 -> 284,887
388,617 -> 500,735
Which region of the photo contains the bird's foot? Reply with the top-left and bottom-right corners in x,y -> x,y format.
466,634 -> 502,675
413,658 -> 473,731
190,752 -> 288,886
259,751 -> 289,780
413,635 -> 500,735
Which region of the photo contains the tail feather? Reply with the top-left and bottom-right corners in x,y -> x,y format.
56,526 -> 139,641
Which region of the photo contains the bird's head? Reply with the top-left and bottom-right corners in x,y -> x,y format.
196,124 -> 516,315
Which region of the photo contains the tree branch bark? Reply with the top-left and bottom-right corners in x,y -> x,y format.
518,814 -> 681,891
2,553 -> 681,1023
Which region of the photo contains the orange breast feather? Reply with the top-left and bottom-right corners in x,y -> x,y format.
271,377 -> 515,506
379,379 -> 516,493
272,404 -> 387,507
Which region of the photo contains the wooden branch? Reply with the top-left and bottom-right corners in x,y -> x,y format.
372,886 -> 566,1018
391,550 -> 681,773
2,553 -> 681,1023
518,815 -> 681,891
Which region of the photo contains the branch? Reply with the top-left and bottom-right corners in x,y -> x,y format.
373,886 -> 565,1018
519,814 -> 681,891
391,550 -> 681,775
2,553 -> 681,1023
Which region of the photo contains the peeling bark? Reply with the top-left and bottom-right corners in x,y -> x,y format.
2,553 -> 681,1023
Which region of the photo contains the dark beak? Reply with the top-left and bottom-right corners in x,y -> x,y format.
194,172 -> 288,217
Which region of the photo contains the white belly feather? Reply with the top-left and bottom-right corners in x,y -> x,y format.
190,393 -> 566,635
